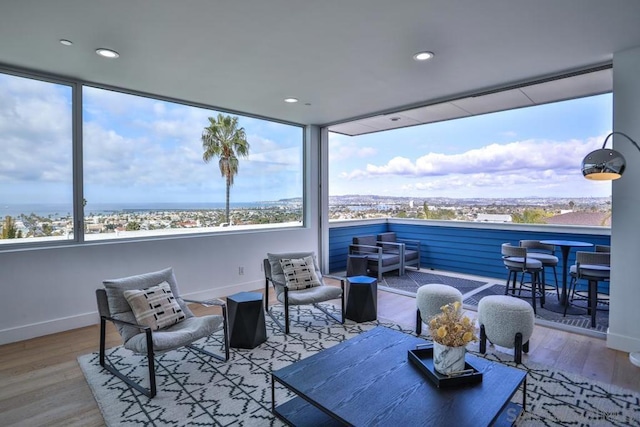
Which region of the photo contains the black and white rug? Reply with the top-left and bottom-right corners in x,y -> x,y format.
78,306 -> 639,426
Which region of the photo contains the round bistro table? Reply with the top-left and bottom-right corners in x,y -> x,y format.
539,240 -> 593,314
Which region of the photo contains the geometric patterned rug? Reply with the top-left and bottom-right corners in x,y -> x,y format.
78,305 -> 639,426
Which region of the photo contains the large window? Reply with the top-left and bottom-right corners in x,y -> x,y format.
0,72 -> 73,244
329,94 -> 612,226
82,87 -> 303,241
0,69 -> 304,246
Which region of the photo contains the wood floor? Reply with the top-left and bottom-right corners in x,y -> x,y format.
1,286 -> 638,427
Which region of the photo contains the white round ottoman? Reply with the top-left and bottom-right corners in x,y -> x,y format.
477,295 -> 534,364
415,284 -> 462,335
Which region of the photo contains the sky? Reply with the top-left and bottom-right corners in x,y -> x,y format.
329,93 -> 613,199
0,71 -> 612,208
81,86 -> 303,204
0,73 -> 303,206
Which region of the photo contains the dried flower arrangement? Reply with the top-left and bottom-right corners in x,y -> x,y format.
428,301 -> 478,347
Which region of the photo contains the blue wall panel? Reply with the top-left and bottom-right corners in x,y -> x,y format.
329,222 -> 611,286
328,223 -> 388,272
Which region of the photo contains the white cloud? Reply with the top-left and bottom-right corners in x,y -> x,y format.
334,134 -> 612,198
349,137 -> 605,180
0,75 -> 72,183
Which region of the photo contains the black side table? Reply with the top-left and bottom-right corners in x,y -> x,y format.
227,291 -> 267,349
345,275 -> 377,322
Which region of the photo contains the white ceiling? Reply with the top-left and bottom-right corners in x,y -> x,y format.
330,66 -> 612,135
1,1 -> 639,129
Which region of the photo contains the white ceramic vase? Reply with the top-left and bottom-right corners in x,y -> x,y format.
433,341 -> 466,375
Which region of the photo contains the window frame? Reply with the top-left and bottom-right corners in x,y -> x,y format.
0,65 -> 307,251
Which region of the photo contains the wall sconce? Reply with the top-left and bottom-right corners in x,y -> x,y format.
581,132 -> 640,180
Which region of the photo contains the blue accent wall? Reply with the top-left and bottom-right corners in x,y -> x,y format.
328,222 -> 388,273
329,222 -> 611,287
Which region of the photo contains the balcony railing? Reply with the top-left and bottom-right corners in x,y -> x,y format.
328,218 -> 611,283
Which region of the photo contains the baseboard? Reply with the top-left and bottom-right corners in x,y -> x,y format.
606,330 -> 640,352
0,279 -> 263,346
0,312 -> 98,346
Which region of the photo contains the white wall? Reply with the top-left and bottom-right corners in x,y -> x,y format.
608,46 -> 640,353
0,126 -> 322,345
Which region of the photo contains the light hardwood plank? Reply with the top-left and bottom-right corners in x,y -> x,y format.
0,281 -> 637,427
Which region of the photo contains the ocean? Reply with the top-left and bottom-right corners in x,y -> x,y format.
0,202 -> 282,220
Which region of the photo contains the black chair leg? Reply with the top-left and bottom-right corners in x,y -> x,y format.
505,271 -> 517,295
146,329 -> 156,396
99,316 -> 106,367
518,274 -> 524,297
523,340 -> 530,354
269,282 -> 344,335
223,305 -> 230,361
480,324 -> 487,354
340,280 -> 346,324
416,309 -> 422,335
515,332 -> 523,364
284,288 -> 290,334
99,317 -> 157,398
530,273 -> 537,315
563,277 -> 577,317
589,280 -> 597,328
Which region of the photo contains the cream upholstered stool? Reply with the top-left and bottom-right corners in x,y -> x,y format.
415,284 -> 462,335
478,295 -> 534,364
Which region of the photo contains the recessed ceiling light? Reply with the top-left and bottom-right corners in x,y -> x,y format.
284,98 -> 299,103
413,51 -> 434,61
59,39 -> 73,46
96,48 -> 120,58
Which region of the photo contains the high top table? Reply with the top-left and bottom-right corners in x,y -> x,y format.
539,240 -> 593,314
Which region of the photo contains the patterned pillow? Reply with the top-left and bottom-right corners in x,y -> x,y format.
279,256 -> 322,290
123,281 -> 186,330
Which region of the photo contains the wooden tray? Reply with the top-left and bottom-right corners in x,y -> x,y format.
408,345 -> 483,388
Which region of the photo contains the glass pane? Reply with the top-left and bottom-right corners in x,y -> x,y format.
0,72 -> 73,245
82,87 -> 303,241
329,94 -> 612,226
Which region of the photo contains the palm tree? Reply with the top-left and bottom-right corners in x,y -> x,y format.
201,114 -> 250,225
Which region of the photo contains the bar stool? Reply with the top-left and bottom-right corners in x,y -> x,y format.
501,243 -> 545,314
519,240 -> 560,299
565,251 -> 610,327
